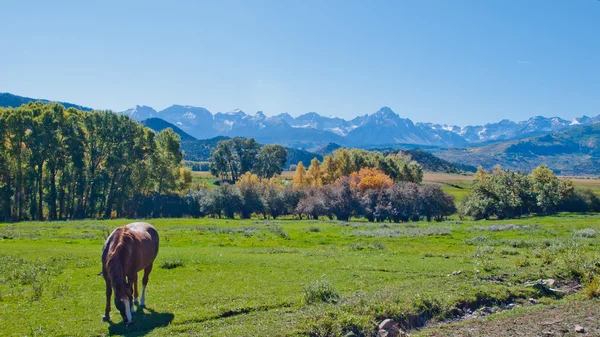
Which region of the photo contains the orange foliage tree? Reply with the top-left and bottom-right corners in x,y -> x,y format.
349,167 -> 393,192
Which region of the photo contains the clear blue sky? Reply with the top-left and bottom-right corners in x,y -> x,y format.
1,0 -> 598,126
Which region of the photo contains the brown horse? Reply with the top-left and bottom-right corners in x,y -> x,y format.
101,222 -> 159,325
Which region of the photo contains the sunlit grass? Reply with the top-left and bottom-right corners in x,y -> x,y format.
1,215 -> 599,336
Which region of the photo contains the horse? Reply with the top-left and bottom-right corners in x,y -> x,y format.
101,222 -> 159,325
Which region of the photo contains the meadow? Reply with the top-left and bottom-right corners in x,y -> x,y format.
1,214 -> 600,336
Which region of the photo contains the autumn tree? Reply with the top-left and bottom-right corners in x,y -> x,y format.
350,168 -> 393,192
306,157 -> 323,187
292,162 -> 308,187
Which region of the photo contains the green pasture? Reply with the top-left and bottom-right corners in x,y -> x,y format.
1,215 -> 599,336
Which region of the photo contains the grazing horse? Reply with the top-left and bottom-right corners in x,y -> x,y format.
101,222 -> 159,325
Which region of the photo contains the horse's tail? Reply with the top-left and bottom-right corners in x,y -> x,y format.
101,228 -> 118,274
148,225 -> 160,259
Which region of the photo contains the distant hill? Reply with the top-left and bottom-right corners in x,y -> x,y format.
433,124 -> 600,175
377,148 -> 476,174
142,117 -> 321,168
142,117 -> 196,141
0,92 -> 92,111
314,143 -> 342,156
400,149 -> 477,173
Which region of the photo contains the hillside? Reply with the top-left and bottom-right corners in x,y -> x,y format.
313,142 -> 342,156
0,92 -> 92,111
398,149 -> 476,173
434,124 -> 600,175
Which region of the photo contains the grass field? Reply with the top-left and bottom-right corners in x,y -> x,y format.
1,214 -> 599,336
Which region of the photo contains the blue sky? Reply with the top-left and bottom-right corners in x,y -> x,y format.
1,0 -> 598,125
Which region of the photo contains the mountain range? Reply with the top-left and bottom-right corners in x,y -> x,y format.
119,103 -> 600,149
3,92 -> 600,175
3,92 -> 598,150
433,123 -> 600,175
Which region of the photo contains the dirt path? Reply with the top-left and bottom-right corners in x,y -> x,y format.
418,298 -> 600,337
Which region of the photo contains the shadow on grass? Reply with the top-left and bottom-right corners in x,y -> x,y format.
108,307 -> 174,336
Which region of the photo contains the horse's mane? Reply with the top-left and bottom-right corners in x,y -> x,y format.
106,227 -> 134,292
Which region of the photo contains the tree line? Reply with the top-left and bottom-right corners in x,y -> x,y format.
460,165 -> 600,220
189,169 -> 456,222
0,102 -> 190,221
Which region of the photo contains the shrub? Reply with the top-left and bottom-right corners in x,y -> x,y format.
303,277 -> 340,304
574,228 -> 598,238
266,225 -> 290,240
160,258 -> 185,269
584,275 -> 600,299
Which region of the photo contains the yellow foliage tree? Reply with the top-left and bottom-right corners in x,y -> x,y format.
236,172 -> 261,186
292,162 -> 308,187
321,155 -> 339,185
350,167 -> 393,192
306,157 -> 323,187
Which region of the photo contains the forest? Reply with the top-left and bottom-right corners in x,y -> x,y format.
0,102 -> 189,221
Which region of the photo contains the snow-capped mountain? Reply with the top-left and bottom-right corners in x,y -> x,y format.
118,104 -> 600,148
421,116 -> 586,144
120,105 -> 158,121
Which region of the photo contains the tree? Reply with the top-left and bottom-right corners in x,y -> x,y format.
321,155 -> 339,185
531,165 -> 571,215
152,128 -> 184,194
306,158 -> 323,187
323,177 -> 359,221
292,162 -> 308,188
419,184 -> 456,221
332,148 -> 353,176
350,168 -> 393,192
253,144 -> 287,179
210,138 -> 261,183
210,139 -> 240,183
236,172 -> 264,219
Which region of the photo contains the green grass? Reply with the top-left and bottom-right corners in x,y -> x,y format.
1,215 -> 599,336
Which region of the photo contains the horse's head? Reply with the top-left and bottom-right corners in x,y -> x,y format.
114,281 -> 133,325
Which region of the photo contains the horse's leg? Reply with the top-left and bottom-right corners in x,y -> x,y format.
132,273 -> 139,306
140,264 -> 153,307
128,276 -> 137,314
102,276 -> 112,321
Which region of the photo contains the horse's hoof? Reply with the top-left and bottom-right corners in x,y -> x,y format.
102,315 -> 110,322
125,320 -> 133,326
134,300 -> 139,306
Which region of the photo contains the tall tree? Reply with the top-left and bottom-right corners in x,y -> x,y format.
306,157 -> 323,187
292,162 -> 308,188
253,144 -> 287,179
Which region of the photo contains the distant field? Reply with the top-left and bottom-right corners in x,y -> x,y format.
1,215 -> 598,336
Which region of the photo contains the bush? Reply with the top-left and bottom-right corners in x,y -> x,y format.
303,277 -> 340,304
584,275 -> 600,299
575,228 -> 598,238
160,258 -> 185,269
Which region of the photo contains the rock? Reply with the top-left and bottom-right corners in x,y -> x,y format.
543,279 -> 556,287
344,332 -> 357,337
377,319 -> 404,337
575,325 -> 585,333
528,298 -> 538,304
377,329 -> 389,337
379,319 -> 396,330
